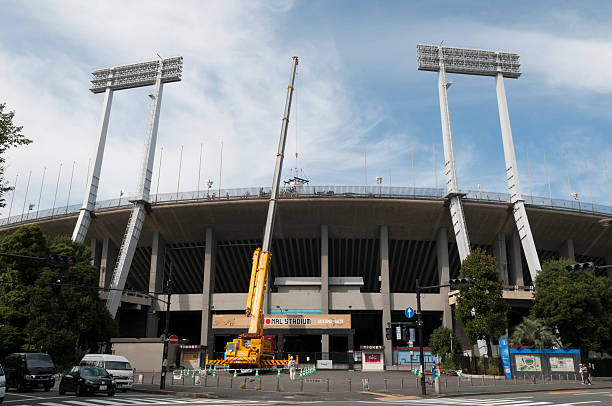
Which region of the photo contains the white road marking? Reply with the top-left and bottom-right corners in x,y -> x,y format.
5,393 -> 46,399
380,397 -> 602,405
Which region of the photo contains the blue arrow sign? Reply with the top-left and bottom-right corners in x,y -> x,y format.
405,307 -> 415,319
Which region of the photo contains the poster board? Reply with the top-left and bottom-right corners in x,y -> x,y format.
515,355 -> 542,372
549,356 -> 574,372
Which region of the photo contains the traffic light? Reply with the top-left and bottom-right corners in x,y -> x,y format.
385,327 -> 392,341
448,278 -> 472,288
45,254 -> 76,269
44,254 -> 76,283
566,262 -> 595,273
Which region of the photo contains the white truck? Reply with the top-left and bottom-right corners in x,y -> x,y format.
80,354 -> 133,392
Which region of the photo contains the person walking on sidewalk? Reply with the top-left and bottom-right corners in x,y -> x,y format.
581,364 -> 592,385
289,356 -> 297,380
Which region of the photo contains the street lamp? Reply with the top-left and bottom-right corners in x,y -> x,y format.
207,180 -> 214,198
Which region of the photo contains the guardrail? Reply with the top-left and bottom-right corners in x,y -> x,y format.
1,185 -> 610,228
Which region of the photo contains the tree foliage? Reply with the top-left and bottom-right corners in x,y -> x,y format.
430,326 -> 462,358
510,317 -> 559,349
0,103 -> 32,207
531,258 -> 612,356
455,248 -> 508,354
0,225 -> 118,370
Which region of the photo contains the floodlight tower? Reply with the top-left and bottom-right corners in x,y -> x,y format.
73,57 -> 183,244
73,57 -> 183,318
417,44 -> 541,280
428,45 -> 471,261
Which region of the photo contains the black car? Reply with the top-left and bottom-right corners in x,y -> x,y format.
59,366 -> 115,397
4,353 -> 56,392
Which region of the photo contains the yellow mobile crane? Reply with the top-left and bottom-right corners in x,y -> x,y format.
206,57 -> 299,371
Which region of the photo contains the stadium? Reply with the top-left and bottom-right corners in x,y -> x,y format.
1,184 -> 610,367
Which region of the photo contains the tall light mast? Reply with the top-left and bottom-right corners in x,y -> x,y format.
418,44 -> 541,281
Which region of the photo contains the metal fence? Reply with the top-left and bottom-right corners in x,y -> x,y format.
132,368 -> 586,395
1,185 -> 610,228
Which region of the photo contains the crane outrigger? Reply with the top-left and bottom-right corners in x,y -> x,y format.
206,56 -> 299,371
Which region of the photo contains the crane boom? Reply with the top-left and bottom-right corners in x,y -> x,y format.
245,56 -> 298,336
218,57 -> 299,371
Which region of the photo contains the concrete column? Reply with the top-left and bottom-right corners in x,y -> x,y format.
321,224 -> 330,359
380,225 -> 392,367
201,228 -> 216,353
90,239 -> 102,282
436,228 -> 452,329
100,238 -> 118,289
558,239 -> 575,261
348,333 -> 354,370
492,232 -> 510,285
146,232 -> 166,337
277,334 -> 284,357
510,231 -> 524,286
606,254 -> 612,279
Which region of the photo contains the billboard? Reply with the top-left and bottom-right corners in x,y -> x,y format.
515,355 -> 542,372
212,314 -> 351,329
549,356 -> 575,372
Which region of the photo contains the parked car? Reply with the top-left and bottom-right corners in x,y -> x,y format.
0,362 -> 6,403
80,354 -> 133,392
4,353 -> 56,392
59,366 -> 115,397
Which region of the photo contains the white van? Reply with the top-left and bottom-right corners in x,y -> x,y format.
80,355 -> 133,391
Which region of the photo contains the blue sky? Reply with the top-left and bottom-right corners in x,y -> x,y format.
1,1 -> 611,217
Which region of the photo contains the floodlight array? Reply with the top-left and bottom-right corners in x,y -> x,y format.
417,44 -> 520,78
90,56 -> 183,93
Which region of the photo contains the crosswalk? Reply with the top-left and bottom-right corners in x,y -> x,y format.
376,395 -> 602,405
18,396 -> 269,406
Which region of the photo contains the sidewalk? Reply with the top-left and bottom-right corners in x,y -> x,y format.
131,370 -> 612,401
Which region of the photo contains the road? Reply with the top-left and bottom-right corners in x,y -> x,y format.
2,387 -> 610,405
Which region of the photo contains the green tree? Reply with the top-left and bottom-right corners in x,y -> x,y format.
430,326 -> 462,369
455,248 -> 508,356
510,317 -> 559,349
430,326 -> 462,358
0,103 -> 32,207
0,225 -> 118,369
531,258 -> 612,357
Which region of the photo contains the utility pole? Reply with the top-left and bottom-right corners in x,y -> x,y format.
159,261 -> 174,390
416,279 -> 426,396
415,277 -> 472,396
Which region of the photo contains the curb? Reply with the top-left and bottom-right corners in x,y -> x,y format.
437,384 -> 612,398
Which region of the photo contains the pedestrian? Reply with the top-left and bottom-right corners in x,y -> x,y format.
579,363 -> 584,384
582,364 -> 591,385
289,356 -> 297,381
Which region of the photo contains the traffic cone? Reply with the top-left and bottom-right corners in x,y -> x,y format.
212,369 -> 216,378
277,369 -> 281,377
255,369 -> 259,377
233,369 -> 237,378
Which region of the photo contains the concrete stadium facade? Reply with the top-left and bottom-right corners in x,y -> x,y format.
2,185 -> 611,367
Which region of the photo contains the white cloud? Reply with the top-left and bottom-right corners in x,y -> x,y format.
0,1 -> 382,217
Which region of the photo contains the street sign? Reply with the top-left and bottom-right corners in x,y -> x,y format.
405,307 -> 415,319
409,327 -> 416,342
168,334 -> 179,345
395,326 -> 401,340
